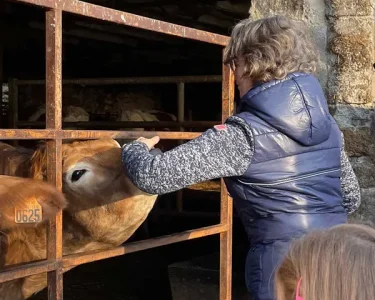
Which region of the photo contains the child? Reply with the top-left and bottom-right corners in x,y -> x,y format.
275,224 -> 375,300
121,16 -> 361,299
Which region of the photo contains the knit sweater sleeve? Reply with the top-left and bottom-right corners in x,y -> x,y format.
121,116 -> 254,195
340,133 -> 361,214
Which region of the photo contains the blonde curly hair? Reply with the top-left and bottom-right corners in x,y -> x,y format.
224,15 -> 319,83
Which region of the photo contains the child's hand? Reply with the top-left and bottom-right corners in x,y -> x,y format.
136,136 -> 160,150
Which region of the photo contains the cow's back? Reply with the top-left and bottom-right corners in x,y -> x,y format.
0,142 -> 32,177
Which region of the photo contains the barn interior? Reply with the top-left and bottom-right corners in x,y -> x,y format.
1,1 -> 251,299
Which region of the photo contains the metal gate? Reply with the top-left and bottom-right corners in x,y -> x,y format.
0,1 -> 235,299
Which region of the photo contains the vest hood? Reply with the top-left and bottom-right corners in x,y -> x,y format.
239,72 -> 331,146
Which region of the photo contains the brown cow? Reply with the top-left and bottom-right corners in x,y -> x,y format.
0,138 -> 158,300
0,175 -> 67,300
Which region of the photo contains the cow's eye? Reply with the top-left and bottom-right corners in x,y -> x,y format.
71,170 -> 87,182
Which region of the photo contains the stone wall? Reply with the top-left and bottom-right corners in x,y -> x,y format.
327,0 -> 375,225
250,0 -> 375,225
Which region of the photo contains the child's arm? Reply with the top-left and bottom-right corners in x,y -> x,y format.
121,116 -> 254,195
340,133 -> 361,214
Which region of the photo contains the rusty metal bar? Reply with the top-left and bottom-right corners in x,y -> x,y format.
176,82 -> 185,212
15,75 -> 223,86
10,0 -> 229,46
219,51 -> 234,300
16,120 -> 217,128
177,83 -> 185,128
62,130 -> 201,140
7,79 -> 19,146
46,139 -> 63,300
62,224 -> 226,268
7,79 -> 18,129
0,44 -> 2,128
0,223 -> 225,285
45,8 -> 63,300
0,129 -> 203,140
0,261 -> 57,284
65,130 -> 203,140
0,129 -> 56,139
187,180 -> 221,192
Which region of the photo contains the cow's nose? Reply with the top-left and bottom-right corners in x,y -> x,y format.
149,148 -> 163,156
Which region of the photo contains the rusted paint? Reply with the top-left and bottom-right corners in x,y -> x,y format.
48,268 -> 63,300
219,51 -> 235,300
7,79 -> 18,130
11,0 -> 229,46
187,180 -> 221,192
45,10 -> 62,130
45,8 -> 63,300
16,75 -> 223,86
0,129 -> 203,140
0,261 -> 57,284
0,45 -> 3,128
17,121 -> 218,129
62,130 -> 203,140
0,129 -> 56,138
176,82 -> 185,212
62,224 -> 227,268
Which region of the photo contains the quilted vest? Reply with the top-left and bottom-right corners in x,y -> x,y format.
224,72 -> 347,245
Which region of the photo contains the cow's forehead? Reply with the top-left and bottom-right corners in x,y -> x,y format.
62,138 -> 121,170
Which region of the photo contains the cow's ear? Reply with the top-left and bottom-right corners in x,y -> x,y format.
0,176 -> 67,230
29,144 -> 47,180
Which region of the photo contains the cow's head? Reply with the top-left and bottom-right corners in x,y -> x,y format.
29,138 -> 155,213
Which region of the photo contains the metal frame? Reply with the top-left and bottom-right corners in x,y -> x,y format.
8,75 -> 223,129
9,74 -> 223,212
0,1 -> 235,299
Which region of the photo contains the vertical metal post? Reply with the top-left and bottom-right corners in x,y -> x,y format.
45,8 -> 63,300
7,79 -> 16,128
176,82 -> 185,212
219,50 -> 234,300
0,1 -> 4,129
8,79 -> 18,145
0,44 -> 3,128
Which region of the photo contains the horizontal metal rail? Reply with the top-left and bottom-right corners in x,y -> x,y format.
16,121 -> 218,129
0,129 -> 202,140
0,261 -> 58,284
0,224 -> 226,284
15,75 -> 223,86
10,0 -> 229,46
62,223 -> 226,268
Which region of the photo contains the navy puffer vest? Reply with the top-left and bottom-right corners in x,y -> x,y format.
224,72 -> 347,245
